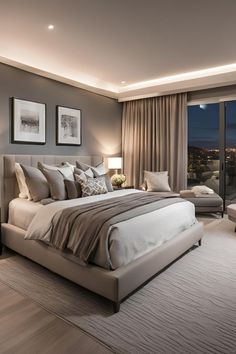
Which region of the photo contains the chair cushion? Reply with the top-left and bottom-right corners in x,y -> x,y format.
183,193 -> 223,207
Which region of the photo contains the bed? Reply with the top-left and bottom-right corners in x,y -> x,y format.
0,155 -> 203,312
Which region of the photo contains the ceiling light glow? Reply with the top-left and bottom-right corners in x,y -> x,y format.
48,24 -> 54,30
119,63 -> 236,92
121,81 -> 126,84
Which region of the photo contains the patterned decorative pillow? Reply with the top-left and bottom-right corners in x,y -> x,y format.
76,175 -> 108,197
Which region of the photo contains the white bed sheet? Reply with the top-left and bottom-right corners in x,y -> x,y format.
8,198 -> 43,230
23,190 -> 197,269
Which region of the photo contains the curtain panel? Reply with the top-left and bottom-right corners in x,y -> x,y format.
122,93 -> 187,191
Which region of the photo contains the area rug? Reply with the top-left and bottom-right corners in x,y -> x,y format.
1,218 -> 236,354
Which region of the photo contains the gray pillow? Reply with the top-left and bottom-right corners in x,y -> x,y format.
76,175 -> 108,197
64,179 -> 82,199
145,171 -> 171,192
42,168 -> 67,200
76,160 -> 93,171
20,164 -> 50,202
38,162 -> 74,181
40,198 -> 56,205
74,167 -> 94,179
91,162 -> 107,176
103,174 -> 113,192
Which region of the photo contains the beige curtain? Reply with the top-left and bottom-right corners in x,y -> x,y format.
122,93 -> 187,191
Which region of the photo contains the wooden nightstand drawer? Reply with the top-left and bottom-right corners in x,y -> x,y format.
113,185 -> 134,190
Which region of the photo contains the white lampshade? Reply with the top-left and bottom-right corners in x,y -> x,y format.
107,157 -> 122,169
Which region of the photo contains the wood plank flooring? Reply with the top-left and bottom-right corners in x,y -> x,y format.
0,281 -> 113,354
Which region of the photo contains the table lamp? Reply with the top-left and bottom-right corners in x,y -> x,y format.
107,157 -> 126,187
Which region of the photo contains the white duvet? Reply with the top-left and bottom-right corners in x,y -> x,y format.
25,189 -> 196,269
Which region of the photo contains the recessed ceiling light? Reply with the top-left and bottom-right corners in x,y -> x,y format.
48,24 -> 54,30
121,81 -> 126,84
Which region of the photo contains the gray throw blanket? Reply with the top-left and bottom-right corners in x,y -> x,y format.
50,192 -> 184,263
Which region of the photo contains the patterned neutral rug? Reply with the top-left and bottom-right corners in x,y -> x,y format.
1,218 -> 236,354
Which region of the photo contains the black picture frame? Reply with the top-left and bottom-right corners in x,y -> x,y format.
11,97 -> 46,145
56,105 -> 82,146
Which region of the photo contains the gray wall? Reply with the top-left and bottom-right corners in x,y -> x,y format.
0,63 -> 122,156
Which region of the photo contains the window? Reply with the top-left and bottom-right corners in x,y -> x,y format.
188,100 -> 236,206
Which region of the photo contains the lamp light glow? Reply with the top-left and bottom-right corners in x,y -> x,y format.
108,157 -> 122,169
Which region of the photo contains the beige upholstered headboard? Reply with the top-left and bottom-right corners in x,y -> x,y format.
1,154 -> 103,222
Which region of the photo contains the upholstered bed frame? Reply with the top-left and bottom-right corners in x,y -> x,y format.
0,155 -> 204,312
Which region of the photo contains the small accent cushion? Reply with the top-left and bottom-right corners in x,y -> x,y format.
92,164 -> 113,192
20,164 -> 50,202
192,185 -> 214,195
64,179 -> 82,199
75,175 -> 108,197
75,160 -> 113,191
144,170 -> 171,192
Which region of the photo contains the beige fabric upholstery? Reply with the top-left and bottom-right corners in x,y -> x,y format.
122,93 -> 187,191
1,154 -> 204,310
1,155 -> 102,222
182,192 -> 223,213
1,222 -> 203,303
227,204 -> 236,223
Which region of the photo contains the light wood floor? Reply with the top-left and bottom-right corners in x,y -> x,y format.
0,281 -> 114,354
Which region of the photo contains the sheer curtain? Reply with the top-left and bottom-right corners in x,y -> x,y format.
122,93 -> 187,191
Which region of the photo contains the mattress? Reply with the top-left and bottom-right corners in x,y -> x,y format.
20,189 -> 196,269
8,198 -> 43,230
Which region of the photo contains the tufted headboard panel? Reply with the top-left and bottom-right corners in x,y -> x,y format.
1,154 -> 103,222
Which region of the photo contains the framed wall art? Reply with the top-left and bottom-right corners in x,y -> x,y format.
12,98 -> 46,144
56,105 -> 81,146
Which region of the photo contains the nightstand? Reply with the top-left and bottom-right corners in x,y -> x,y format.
113,185 -> 134,190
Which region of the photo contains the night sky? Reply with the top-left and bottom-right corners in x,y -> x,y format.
188,102 -> 236,149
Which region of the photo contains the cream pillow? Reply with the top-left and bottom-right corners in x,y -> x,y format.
145,171 -> 171,192
15,163 -> 31,199
192,185 -> 214,195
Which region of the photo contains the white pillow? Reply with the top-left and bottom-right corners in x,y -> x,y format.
192,185 -> 214,195
15,163 -> 31,199
145,171 -> 171,192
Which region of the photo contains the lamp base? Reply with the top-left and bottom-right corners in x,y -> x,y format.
111,173 -> 126,187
